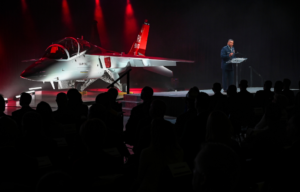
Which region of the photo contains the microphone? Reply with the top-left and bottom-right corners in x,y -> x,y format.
235,52 -> 245,56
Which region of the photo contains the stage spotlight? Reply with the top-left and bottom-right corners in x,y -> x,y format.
94,0 -> 109,48
21,0 -> 27,12
21,0 -> 36,42
29,87 -> 42,90
124,0 -> 138,48
62,0 -> 73,33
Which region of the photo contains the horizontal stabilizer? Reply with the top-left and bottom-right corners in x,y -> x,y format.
143,66 -> 173,77
130,59 -> 177,67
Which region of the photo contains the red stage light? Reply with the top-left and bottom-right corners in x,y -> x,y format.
124,0 -> 138,49
20,0 -> 36,41
62,0 -> 73,33
21,0 -> 27,12
94,0 -> 109,48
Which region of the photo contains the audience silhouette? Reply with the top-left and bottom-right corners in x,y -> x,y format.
0,94 -> 6,118
282,78 -> 295,106
12,92 -> 35,129
0,80 -> 299,191
193,142 -> 240,192
53,92 -> 68,123
125,86 -> 153,146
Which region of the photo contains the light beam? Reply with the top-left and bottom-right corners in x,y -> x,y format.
124,0 -> 138,49
62,0 -> 74,34
94,0 -> 109,48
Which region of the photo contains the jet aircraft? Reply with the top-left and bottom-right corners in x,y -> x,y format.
21,20 -> 193,91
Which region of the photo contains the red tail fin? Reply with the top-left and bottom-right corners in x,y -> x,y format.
128,20 -> 150,56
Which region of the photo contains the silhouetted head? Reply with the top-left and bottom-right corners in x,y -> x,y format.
0,94 -> 5,112
108,87 -> 118,100
186,87 -> 199,109
95,92 -> 110,109
274,81 -> 283,94
195,92 -> 210,113
206,111 -> 233,142
227,85 -> 237,97
0,116 -> 18,147
88,103 -> 106,120
56,92 -> 67,108
149,100 -> 167,119
67,89 -> 82,104
22,111 -> 43,135
264,80 -> 272,91
20,92 -> 32,107
151,118 -> 178,152
212,83 -> 222,94
239,80 -> 248,91
193,142 -> 240,192
37,101 -> 53,122
36,171 -> 74,192
283,78 -> 291,90
141,86 -> 154,102
80,118 -> 107,150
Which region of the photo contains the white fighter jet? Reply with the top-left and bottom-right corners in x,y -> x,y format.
21,20 -> 193,91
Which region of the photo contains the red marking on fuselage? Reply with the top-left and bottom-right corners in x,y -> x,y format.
104,57 -> 111,68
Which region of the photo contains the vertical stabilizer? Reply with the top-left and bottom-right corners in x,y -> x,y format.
128,20 -> 150,56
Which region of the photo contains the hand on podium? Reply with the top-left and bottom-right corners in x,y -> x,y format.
229,53 -> 234,57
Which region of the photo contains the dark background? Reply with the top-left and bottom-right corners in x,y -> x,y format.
0,0 -> 299,98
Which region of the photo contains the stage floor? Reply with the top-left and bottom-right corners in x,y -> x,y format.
4,87 -> 299,116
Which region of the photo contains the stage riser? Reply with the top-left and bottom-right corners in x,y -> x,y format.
123,94 -> 141,102
121,101 -> 141,108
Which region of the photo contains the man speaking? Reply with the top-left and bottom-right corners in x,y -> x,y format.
221,39 -> 235,92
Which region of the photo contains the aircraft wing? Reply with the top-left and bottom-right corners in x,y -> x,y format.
127,55 -> 194,67
87,53 -> 194,67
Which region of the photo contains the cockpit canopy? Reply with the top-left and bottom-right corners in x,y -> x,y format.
43,37 -> 91,60
43,46 -> 68,60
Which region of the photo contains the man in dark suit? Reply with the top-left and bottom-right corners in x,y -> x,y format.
221,39 -> 236,92
12,92 -> 35,130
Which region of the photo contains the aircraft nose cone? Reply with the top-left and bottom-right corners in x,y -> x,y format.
20,69 -> 40,80
20,70 -> 32,78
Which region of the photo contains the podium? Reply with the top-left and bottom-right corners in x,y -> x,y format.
226,58 -> 247,87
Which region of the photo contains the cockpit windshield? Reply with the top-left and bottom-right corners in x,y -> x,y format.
77,39 -> 91,52
55,38 -> 79,57
43,46 -> 68,59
